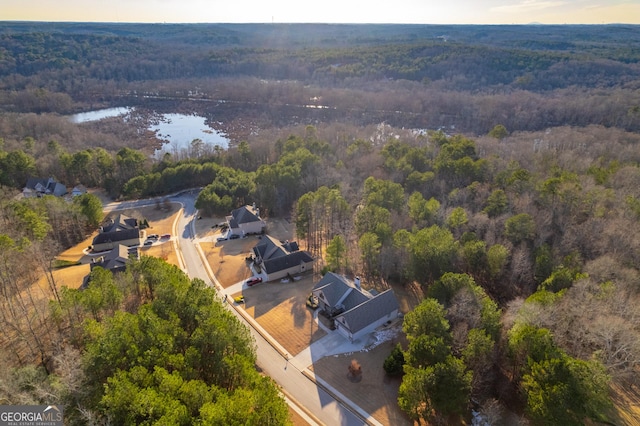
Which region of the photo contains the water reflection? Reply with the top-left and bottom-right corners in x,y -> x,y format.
151,113 -> 228,156
70,107 -> 131,123
69,108 -> 229,155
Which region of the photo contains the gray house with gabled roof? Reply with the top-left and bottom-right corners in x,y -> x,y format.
23,177 -> 67,198
252,235 -> 314,281
312,272 -> 400,341
92,214 -> 141,252
90,244 -> 133,274
226,204 -> 266,236
334,290 -> 400,342
101,213 -> 138,233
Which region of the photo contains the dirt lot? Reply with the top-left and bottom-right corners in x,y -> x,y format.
240,274 -> 326,356
201,237 -> 257,288
136,204 -> 181,267
312,338 -> 412,426
611,379 -> 640,425
196,215 -> 327,356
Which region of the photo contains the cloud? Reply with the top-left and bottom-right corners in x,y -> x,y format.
491,0 -> 567,14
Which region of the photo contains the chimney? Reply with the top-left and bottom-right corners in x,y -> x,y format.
354,276 -> 361,290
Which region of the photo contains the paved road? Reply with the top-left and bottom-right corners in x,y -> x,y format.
171,193 -> 368,426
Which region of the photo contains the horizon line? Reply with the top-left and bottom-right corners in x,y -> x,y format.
1,20 -> 638,26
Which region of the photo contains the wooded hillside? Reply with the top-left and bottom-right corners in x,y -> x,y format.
1,22 -> 639,424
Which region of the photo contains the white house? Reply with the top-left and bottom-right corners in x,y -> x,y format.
252,235 -> 314,281
312,272 -> 400,342
71,185 -> 87,197
226,204 -> 266,236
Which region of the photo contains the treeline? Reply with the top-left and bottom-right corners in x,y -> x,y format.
1,23 -> 639,134
2,23 -> 638,92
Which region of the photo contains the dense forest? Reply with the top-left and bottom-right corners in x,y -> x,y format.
1,22 -> 639,424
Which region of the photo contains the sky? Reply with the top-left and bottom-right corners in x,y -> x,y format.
3,0 -> 640,24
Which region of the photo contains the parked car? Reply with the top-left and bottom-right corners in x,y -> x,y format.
234,295 -> 245,304
306,294 -> 319,309
144,239 -> 154,246
230,234 -> 240,239
160,233 -> 171,239
147,234 -> 159,240
246,276 -> 263,286
216,235 -> 228,242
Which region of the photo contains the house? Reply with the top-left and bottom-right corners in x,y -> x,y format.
90,244 -> 134,274
23,177 -> 67,198
226,204 -> 266,237
101,214 -> 138,233
71,185 -> 87,197
312,272 -> 400,342
252,235 -> 314,281
92,214 -> 141,252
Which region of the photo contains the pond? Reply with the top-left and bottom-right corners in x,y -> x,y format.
70,107 -> 131,123
150,113 -> 229,156
68,107 -> 230,155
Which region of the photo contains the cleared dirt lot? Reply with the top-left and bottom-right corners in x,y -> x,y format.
311,338 -> 412,426
240,274 -> 326,356
136,203 -> 181,266
201,237 -> 257,288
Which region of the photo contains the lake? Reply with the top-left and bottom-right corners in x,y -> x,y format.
69,107 -> 230,155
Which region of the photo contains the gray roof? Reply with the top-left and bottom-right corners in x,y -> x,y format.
253,235 -> 313,274
253,235 -> 292,260
91,244 -> 130,272
341,288 -> 371,311
335,290 -> 400,334
312,271 -> 351,291
229,205 -> 261,228
313,272 -> 357,307
263,250 -> 314,274
102,214 -> 138,233
93,228 -> 140,245
24,177 -> 67,197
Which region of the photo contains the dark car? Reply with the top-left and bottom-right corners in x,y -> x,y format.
144,239 -> 154,246
230,234 -> 240,239
246,277 -> 263,286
